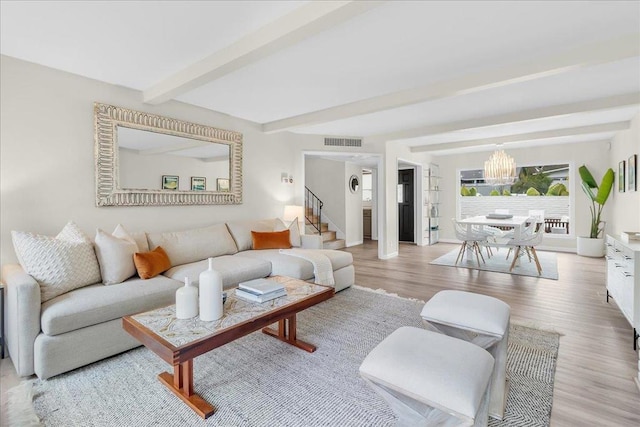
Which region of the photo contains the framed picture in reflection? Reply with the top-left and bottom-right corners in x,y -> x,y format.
618,160 -> 625,192
162,175 -> 178,190
217,178 -> 230,192
191,177 -> 206,191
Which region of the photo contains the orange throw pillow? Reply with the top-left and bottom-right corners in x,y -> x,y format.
251,230 -> 292,250
133,246 -> 172,279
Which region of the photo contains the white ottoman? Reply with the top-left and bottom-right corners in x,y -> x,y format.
359,326 -> 494,427
421,290 -> 510,420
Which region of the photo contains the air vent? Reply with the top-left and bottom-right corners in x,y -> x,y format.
324,137 -> 362,147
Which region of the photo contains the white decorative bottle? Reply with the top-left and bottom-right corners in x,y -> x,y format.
175,277 -> 198,319
199,258 -> 224,321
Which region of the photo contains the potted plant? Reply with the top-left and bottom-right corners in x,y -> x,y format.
577,165 -> 614,257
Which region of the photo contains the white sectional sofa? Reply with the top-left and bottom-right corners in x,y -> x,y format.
3,218 -> 354,379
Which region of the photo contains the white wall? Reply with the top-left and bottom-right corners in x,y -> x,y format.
304,157 -> 346,234
378,142 -> 432,258
433,140 -> 611,251
0,56 -> 301,265
119,149 -> 228,191
344,163 -> 363,246
610,112 -> 640,236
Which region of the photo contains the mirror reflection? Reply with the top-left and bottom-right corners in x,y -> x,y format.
95,102 -> 242,206
118,127 -> 230,192
349,175 -> 359,193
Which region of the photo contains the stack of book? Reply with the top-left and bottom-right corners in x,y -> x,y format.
235,278 -> 287,303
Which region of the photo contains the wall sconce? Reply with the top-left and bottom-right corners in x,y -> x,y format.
281,172 -> 293,184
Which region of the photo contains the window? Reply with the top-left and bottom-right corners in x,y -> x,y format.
362,171 -> 372,202
459,164 -> 571,235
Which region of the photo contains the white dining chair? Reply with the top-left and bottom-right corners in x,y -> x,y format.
528,210 -> 545,223
473,225 -> 504,258
452,218 -> 487,266
506,222 -> 544,274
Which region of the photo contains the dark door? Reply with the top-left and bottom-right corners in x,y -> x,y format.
398,169 -> 414,242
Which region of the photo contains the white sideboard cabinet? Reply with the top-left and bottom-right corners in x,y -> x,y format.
605,234 -> 640,353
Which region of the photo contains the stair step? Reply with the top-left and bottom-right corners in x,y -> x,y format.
305,221 -> 329,233
320,231 -> 336,242
323,239 -> 346,250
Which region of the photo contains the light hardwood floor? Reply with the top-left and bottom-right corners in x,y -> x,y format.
344,240 -> 640,426
1,240 -> 639,426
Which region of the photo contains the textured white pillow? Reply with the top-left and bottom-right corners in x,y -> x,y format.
275,217 -> 302,247
94,225 -> 138,285
11,222 -> 102,302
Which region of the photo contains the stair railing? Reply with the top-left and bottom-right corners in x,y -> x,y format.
305,186 -> 323,236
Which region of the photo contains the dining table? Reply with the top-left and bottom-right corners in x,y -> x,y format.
458,215 -> 529,239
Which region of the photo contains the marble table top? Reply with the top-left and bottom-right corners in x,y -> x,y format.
131,276 -> 328,348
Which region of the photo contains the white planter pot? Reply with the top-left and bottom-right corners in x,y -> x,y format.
576,236 -> 605,257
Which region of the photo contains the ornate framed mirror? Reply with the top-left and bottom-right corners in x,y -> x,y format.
94,103 -> 242,206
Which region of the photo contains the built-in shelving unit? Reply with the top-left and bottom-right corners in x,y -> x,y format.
424,163 -> 440,245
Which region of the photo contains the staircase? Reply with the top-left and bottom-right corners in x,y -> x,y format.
304,212 -> 346,250
304,186 -> 346,250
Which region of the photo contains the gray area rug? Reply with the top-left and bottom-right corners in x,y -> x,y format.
431,247 -> 559,280
29,287 -> 559,426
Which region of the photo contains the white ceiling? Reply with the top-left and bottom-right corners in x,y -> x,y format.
1,1 -> 639,155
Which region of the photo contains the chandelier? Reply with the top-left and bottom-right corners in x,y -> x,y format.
484,149 -> 517,186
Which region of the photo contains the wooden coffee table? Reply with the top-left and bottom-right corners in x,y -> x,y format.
122,276 -> 334,419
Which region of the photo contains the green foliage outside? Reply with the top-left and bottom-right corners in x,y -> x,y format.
526,187 -> 540,196
511,167 -> 552,195
547,183 -> 569,196
460,185 -> 471,196
469,187 -> 477,196
489,189 -> 500,196
502,189 -> 511,196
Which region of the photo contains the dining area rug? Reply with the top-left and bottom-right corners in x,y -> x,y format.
11,286 -> 559,426
430,247 -> 559,280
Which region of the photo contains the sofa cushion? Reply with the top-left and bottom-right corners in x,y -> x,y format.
226,219 -> 277,251
319,249 -> 354,270
251,230 -> 292,250
163,255 -> 271,289
94,226 -> 138,285
12,221 -> 102,302
41,275 -> 182,336
146,224 -> 238,267
134,246 -> 172,279
234,249 -> 353,281
234,250 -> 314,280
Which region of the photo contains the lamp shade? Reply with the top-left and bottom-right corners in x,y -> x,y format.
283,205 -> 304,223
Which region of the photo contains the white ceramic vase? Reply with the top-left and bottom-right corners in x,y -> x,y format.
175,277 -> 199,319
199,258 -> 224,321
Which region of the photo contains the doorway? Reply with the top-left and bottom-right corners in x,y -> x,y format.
398,169 -> 414,242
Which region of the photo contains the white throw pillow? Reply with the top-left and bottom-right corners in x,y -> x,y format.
94,225 -> 138,285
275,217 -> 302,247
11,222 -> 102,302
